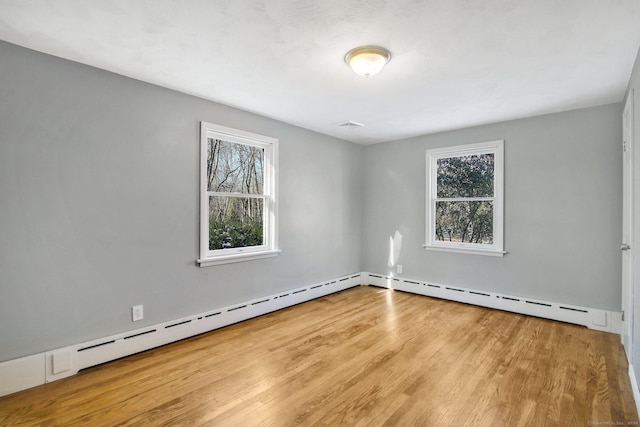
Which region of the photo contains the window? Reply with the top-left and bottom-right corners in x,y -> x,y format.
198,122 -> 279,266
425,140 -> 504,256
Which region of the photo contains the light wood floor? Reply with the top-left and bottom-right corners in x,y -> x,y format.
1,286 -> 637,426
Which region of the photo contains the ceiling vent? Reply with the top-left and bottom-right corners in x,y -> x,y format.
337,120 -> 364,129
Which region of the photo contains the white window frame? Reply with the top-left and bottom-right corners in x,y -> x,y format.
424,140 -> 505,257
197,122 -> 280,267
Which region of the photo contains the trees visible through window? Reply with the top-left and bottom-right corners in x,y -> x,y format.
436,153 -> 494,244
198,122 -> 279,266
426,141 -> 504,256
207,139 -> 264,250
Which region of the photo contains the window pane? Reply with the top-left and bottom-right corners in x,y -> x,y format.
437,154 -> 494,198
435,201 -> 493,244
207,138 -> 264,194
209,196 -> 264,250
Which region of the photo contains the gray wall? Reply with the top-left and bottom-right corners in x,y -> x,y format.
362,104 -> 622,311
624,43 -> 640,393
0,41 -> 363,362
0,39 -> 627,366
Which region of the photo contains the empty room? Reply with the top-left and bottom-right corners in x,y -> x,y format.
1,1 -> 640,425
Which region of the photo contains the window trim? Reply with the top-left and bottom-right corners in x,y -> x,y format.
197,122 -> 279,267
424,140 -> 505,256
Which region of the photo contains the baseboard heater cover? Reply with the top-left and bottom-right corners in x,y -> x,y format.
363,272 -> 621,334
0,273 -> 363,397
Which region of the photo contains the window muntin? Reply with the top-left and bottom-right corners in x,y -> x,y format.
426,141 -> 504,256
198,122 -> 278,266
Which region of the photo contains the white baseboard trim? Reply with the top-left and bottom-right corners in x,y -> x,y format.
0,353 -> 45,397
0,273 -> 363,397
630,364 -> 640,418
0,272 -> 624,399
363,272 -> 622,334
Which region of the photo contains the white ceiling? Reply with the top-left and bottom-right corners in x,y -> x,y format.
0,0 -> 639,144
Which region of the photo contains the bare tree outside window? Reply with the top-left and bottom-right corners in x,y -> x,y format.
207,138 -> 265,250
198,122 -> 278,267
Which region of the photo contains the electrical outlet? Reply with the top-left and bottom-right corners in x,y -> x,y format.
397,264 -> 403,274
132,305 -> 144,322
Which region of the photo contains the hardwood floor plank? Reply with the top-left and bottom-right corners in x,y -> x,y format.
0,286 -> 637,426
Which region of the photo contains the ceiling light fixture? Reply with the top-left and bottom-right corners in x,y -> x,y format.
344,45 -> 391,78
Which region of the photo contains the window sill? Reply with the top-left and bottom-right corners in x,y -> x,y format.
197,249 -> 281,267
423,244 -> 506,257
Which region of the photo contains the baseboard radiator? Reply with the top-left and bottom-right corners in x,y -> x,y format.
0,272 -> 624,397
364,272 -> 634,412
363,272 -> 621,334
0,273 -> 362,397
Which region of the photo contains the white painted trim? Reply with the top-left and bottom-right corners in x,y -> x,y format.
0,272 -> 624,398
202,122 -> 279,146
199,121 -> 279,266
363,272 -> 622,334
422,244 -> 506,257
622,89 -> 635,361
630,364 -> 640,418
0,354 -> 45,397
197,249 -> 281,266
0,273 -> 363,397
425,140 -> 505,255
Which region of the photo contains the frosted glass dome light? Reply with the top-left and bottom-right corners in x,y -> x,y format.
344,46 -> 391,78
